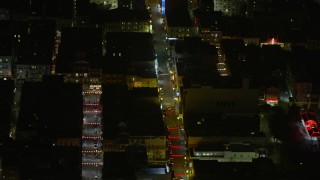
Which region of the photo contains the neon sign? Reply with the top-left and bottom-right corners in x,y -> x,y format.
161,0 -> 165,14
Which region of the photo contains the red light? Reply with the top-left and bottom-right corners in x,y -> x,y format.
268,37 -> 278,44
194,16 -> 198,25
266,97 -> 278,103
175,174 -> 186,177
168,135 -> 180,139
171,154 -> 183,157
305,120 -> 318,130
170,145 -> 183,149
168,127 -> 179,131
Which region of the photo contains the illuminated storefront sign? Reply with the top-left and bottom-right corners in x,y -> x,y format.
161,0 -> 165,14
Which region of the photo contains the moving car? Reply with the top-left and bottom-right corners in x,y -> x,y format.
308,125 -> 320,138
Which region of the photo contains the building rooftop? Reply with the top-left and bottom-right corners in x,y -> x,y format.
17,81 -> 82,139
56,27 -> 102,73
0,20 -> 13,55
2,140 -> 81,179
103,152 -> 136,179
101,85 -> 164,138
0,80 -> 14,140
105,32 -> 154,62
95,8 -> 149,23
129,64 -> 157,78
193,160 -> 254,179
165,0 -> 188,11
185,113 -> 261,137
166,9 -> 192,27
100,56 -> 127,74
175,37 -> 217,55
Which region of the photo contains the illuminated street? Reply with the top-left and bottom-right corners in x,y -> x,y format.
150,1 -> 190,179
82,85 -> 103,180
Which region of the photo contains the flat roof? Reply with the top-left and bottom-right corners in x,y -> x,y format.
105,32 -> 154,62
17,82 -> 82,138
101,85 -> 164,138
184,113 -> 261,137
166,9 -> 192,27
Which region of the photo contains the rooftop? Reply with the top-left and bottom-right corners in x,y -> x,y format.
17,81 -> 82,138
101,85 -> 164,138
185,113 -> 261,137
166,9 -> 192,27
105,32 -> 154,62
95,8 -> 150,23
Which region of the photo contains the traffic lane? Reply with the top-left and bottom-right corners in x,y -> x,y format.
171,158 -> 188,169
82,157 -> 103,163
83,114 -> 102,123
83,95 -> 100,104
83,104 -> 102,111
82,128 -> 101,136
82,140 -> 103,150
82,167 -> 102,180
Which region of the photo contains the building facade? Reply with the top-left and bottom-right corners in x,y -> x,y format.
0,56 -> 12,79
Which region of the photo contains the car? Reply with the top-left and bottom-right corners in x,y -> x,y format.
308,126 -> 320,138
94,144 -> 98,149
167,106 -> 172,111
305,120 -> 318,131
94,175 -> 98,180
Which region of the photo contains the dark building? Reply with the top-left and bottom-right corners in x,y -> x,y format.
101,85 -> 163,139
28,0 -> 73,19
198,0 -> 214,12
165,0 -> 188,11
1,140 -> 81,179
16,81 -> 83,140
118,0 -> 146,10
0,20 -> 12,56
103,152 -> 136,179
193,158 -> 277,180
15,19 -> 55,64
0,80 -> 14,140
56,27 -> 102,73
105,32 -> 154,64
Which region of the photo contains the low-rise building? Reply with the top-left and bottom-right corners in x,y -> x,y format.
99,8 -> 151,33
0,56 -> 12,79
190,143 -> 260,162
101,85 -> 166,165
165,9 -> 197,39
